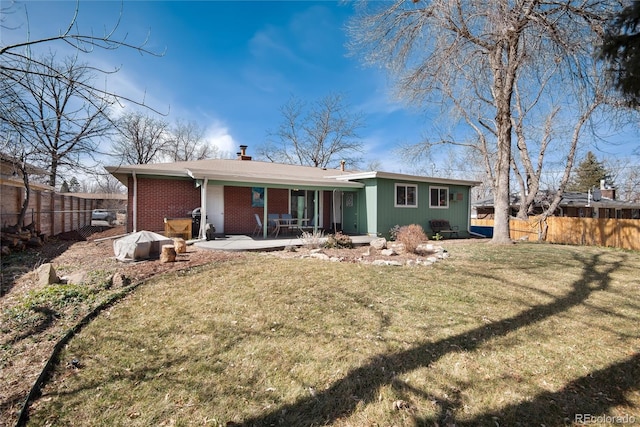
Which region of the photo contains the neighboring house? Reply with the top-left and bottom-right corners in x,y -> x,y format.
473,183 -> 640,220
106,146 -> 480,238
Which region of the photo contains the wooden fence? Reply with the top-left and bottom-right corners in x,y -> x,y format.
471,217 -> 640,251
1,183 -> 98,237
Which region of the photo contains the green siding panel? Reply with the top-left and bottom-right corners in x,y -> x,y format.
364,178 -> 472,238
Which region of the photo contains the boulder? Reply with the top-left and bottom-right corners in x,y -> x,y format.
370,237 -> 387,250
37,263 -> 59,286
111,272 -> 130,288
62,271 -> 87,285
389,242 -> 406,254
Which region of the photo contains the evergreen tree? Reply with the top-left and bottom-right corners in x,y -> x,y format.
69,177 -> 81,192
60,180 -> 70,193
600,2 -> 640,106
567,152 -> 611,192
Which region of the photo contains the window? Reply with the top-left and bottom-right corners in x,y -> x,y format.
430,186 -> 449,208
395,183 -> 417,207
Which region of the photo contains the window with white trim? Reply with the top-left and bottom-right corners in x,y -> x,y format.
395,183 -> 418,207
429,186 -> 449,208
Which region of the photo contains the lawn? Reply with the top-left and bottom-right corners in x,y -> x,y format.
27,242 -> 640,426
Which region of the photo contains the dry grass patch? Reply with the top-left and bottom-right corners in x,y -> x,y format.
27,242 -> 640,426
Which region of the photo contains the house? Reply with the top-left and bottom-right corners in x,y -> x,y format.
105,146 -> 480,239
473,183 -> 640,220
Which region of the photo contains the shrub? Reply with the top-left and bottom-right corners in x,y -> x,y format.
396,224 -> 428,254
300,230 -> 325,249
389,225 -> 401,241
324,232 -> 353,249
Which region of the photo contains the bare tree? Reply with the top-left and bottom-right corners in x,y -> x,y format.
5,53 -> 114,188
0,1 -> 162,108
162,119 -> 217,162
349,0 -> 625,243
81,172 -> 126,194
259,93 -> 365,169
112,111 -> 169,164
0,1 -> 162,232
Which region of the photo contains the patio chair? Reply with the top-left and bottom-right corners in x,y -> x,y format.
280,213 -> 293,235
252,213 -> 263,236
267,213 -> 279,226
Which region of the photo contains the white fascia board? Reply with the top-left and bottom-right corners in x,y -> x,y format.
329,171 -> 481,187
186,169 -> 364,189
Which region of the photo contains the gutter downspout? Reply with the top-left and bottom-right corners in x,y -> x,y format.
314,190 -> 319,233
332,189 -> 338,232
132,171 -> 138,233
200,178 -> 208,239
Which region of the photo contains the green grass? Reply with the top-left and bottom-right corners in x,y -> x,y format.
28,242 -> 640,426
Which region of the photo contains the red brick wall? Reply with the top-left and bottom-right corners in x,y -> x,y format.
124,177 -> 336,235
127,177 -> 200,233
224,187 -> 289,234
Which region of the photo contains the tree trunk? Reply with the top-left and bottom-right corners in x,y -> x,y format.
492,132 -> 513,244
490,41 -> 516,245
17,161 -> 30,229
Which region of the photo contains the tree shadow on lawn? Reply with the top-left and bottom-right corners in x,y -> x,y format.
237,251 -> 637,426
421,351 -> 640,426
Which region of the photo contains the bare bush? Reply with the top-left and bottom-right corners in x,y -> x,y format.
396,224 -> 428,254
300,230 -> 325,249
324,232 -> 353,249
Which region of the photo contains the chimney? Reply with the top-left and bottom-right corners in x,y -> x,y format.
600,179 -> 616,200
237,145 -> 252,161
340,160 -> 346,172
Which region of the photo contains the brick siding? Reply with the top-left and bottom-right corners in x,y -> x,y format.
224,187 -> 289,234
127,177 -> 200,233
126,177 -> 336,235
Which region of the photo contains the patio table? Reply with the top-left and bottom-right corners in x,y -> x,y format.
271,218 -> 309,237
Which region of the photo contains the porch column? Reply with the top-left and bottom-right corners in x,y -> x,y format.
314,190 -> 319,233
132,172 -> 138,233
263,187 -> 268,238
200,178 -> 208,239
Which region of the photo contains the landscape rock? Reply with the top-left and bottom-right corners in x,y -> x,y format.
370,237 -> 387,250
381,248 -> 396,256
111,272 -> 130,288
62,271 -> 87,285
37,263 -> 59,286
309,252 -> 330,261
389,242 -> 406,254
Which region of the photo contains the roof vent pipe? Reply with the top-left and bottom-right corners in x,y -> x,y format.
340,160 -> 345,172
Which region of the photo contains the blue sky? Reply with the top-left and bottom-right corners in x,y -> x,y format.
5,0 -> 428,173
4,1 -> 639,180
